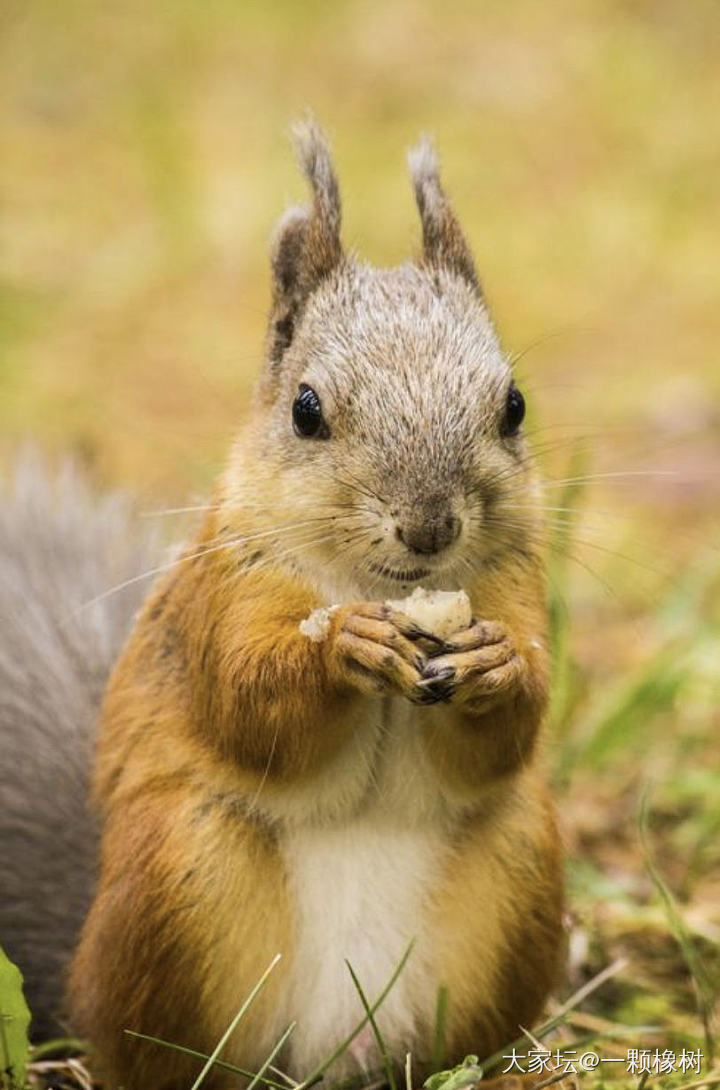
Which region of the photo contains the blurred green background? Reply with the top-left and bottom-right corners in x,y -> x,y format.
2,0 -> 719,1078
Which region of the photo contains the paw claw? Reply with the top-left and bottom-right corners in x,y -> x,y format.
413,682 -> 451,705
403,623 -> 446,647
421,664 -> 455,682
416,666 -> 455,703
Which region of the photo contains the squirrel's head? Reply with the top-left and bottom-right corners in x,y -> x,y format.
228,122 -> 540,597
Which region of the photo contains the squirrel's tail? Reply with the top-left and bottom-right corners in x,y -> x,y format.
0,454 -> 156,1038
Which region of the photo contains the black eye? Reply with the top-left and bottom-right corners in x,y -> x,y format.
292,384 -> 329,439
503,382 -> 525,437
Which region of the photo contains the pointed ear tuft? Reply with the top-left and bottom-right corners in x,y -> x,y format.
267,120 -> 343,366
408,136 -> 479,292
291,117 -> 342,241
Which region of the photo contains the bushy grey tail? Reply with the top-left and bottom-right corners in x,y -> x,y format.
0,454 -> 156,1038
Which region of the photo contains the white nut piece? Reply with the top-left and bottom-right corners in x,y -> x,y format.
298,604 -> 340,642
299,588 -> 471,643
385,587 -> 472,640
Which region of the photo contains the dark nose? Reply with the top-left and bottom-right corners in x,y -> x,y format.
396,514 -> 462,555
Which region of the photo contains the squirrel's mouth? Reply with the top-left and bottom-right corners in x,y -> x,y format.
367,561 -> 431,583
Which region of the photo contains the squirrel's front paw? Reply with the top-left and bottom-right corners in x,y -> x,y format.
328,602 -> 447,704
419,620 -> 522,712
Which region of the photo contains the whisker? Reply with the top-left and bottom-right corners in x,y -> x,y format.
233,527 -> 369,583
140,500 -> 375,518
500,504 -> 612,515
508,469 -> 678,494
477,512 -> 674,581
72,515 -> 371,616
70,535 -> 250,618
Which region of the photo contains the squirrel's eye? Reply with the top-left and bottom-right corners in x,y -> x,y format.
503,382 -> 525,437
292,384 -> 329,439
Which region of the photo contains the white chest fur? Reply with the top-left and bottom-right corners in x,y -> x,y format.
254,693 -> 478,1076
280,816 -> 444,1077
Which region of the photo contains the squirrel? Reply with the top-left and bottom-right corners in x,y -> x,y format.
1,122 -> 564,1086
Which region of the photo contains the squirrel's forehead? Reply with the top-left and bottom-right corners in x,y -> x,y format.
313,282 -> 494,352
298,266 -> 510,413
304,350 -> 508,433
306,316 -> 507,398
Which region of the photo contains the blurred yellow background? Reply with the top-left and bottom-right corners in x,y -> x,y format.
2,0 -> 720,1051
2,1 -> 718,489
3,0 -> 719,662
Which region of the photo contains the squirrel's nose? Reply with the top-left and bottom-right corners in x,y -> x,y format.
395,514 -> 462,556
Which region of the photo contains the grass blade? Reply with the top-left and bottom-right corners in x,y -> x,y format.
189,952 -> 282,1090
30,1038 -> 86,1061
124,1031 -> 286,1089
297,940 -> 415,1090
247,1022 -> 297,1090
671,1071 -> 720,1090
481,956 -> 627,1073
547,446 -> 587,736
345,960 -> 397,1090
638,788 -> 717,1064
431,984 -> 449,1070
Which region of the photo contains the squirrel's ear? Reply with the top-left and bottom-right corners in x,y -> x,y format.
408,137 -> 480,293
267,120 -> 343,365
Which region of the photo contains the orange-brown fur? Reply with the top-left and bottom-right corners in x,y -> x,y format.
69,510 -> 562,1087
69,124 -> 565,1088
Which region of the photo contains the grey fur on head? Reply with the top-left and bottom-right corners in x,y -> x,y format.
407,135 -> 480,291
248,125 -> 522,603
267,122 -> 481,373
0,454 -> 156,1037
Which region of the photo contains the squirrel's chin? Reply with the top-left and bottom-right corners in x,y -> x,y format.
362,560 -> 466,595
367,560 -> 433,583
289,548 -> 466,601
